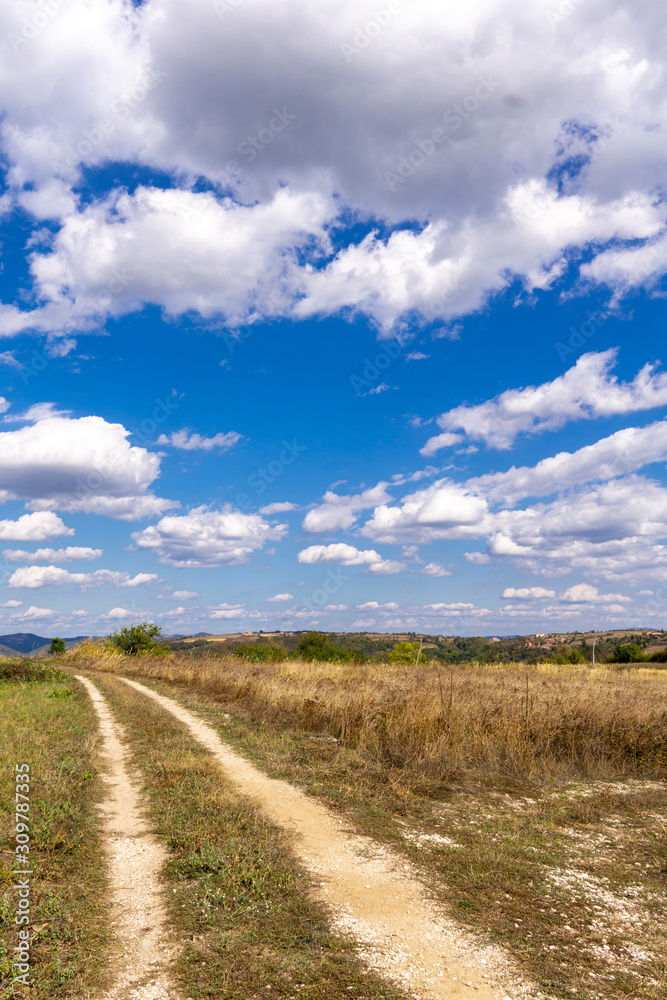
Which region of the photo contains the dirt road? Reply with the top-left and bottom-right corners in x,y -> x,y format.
113,675 -> 538,1000
76,676 -> 183,1000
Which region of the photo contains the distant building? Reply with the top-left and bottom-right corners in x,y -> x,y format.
489,637 -> 500,643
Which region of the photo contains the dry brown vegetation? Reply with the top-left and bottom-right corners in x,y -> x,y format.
66,650 -> 667,783
63,650 -> 667,999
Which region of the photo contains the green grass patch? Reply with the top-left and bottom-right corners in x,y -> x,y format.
0,673 -> 110,999
92,671 -> 414,1000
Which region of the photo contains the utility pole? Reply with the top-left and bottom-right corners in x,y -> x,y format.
592,630 -> 597,665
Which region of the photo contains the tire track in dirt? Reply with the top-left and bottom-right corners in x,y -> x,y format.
75,676 -> 183,1000
119,676 -> 540,1000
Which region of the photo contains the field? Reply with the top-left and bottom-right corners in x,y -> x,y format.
1,649 -> 666,999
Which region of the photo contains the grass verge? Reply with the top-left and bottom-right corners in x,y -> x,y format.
0,660 -> 109,999
90,670 -> 416,1000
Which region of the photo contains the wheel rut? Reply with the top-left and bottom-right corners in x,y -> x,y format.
118,675 -> 539,1000
76,675 -> 183,1000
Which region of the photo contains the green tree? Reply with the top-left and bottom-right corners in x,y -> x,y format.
233,642 -> 287,662
107,622 -> 168,656
610,642 -> 644,663
297,632 -> 351,662
389,641 -> 425,665
48,637 -> 66,656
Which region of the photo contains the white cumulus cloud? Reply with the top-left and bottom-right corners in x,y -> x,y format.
260,502 -> 298,514
422,351 -> 667,452
2,546 -> 102,563
1,1 -> 667,336
502,587 -> 556,599
302,483 -> 392,533
559,583 -> 630,604
0,409 -> 175,520
132,505 -> 287,567
209,603 -> 246,619
0,512 -> 73,541
156,429 -> 242,451
420,562 -> 451,577
297,542 -> 403,573
7,566 -> 160,590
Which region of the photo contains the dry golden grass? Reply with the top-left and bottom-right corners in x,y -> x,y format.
65,652 -> 667,998
64,651 -> 667,782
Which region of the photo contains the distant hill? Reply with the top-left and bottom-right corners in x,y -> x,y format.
0,642 -> 22,657
0,633 -> 91,655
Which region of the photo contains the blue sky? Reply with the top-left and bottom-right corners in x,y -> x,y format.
0,0 -> 666,637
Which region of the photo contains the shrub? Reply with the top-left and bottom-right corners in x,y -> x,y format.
74,637 -> 117,657
233,642 -> 287,662
610,642 -> 645,663
546,646 -> 587,664
107,622 -> 169,656
297,632 -> 352,662
389,641 -> 426,665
